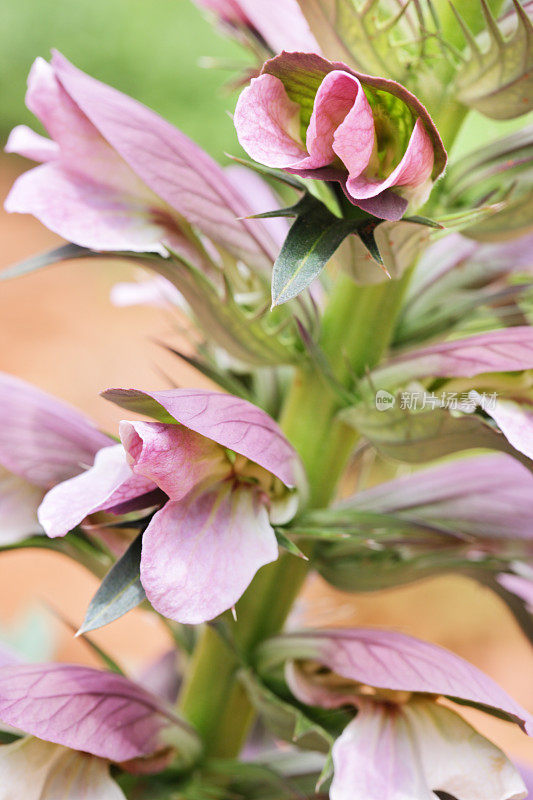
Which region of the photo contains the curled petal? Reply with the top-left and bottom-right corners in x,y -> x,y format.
5,124 -> 59,162
38,445 -> 157,538
103,388 -> 302,488
234,74 -> 308,168
119,420 -> 227,500
140,482 -> 278,623
346,118 -> 434,200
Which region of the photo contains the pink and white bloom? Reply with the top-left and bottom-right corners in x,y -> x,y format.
0,372 -> 111,545
259,628 -> 532,800
234,52 -> 447,221
194,0 -> 319,53
5,52 -> 279,271
0,661 -> 199,799
38,388 -> 304,624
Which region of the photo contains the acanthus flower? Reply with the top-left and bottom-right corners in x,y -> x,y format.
0,659 -> 200,799
38,388 -> 305,623
234,52 -> 447,221
256,628 -> 532,800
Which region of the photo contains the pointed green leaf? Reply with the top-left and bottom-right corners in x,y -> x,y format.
78,532 -> 146,634
271,204 -> 358,306
274,529 -> 309,561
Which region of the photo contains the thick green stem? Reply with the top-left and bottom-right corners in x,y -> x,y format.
178,269 -> 413,757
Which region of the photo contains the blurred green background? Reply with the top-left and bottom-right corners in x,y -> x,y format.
0,0 -> 246,156
0,0 -> 529,161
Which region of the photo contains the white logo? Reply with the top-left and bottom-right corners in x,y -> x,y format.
375,390 -> 395,411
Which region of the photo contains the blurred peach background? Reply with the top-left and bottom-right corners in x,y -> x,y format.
1,150 -> 532,766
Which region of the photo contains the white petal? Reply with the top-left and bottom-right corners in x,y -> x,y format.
42,747 -> 126,799
0,466 -> 43,545
331,702 -> 434,800
0,737 -> 61,800
404,699 -> 527,800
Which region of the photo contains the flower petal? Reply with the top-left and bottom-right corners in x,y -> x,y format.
103,388 -> 302,488
234,74 -> 308,168
347,453 -> 533,539
404,699 -> 527,800
5,163 -> 168,254
38,444 -> 157,538
471,392 -> 533,462
0,465 -> 44,545
50,51 -> 279,269
5,124 -> 59,162
269,628 -> 533,732
140,482 -> 278,623
0,664 -> 183,761
42,746 -> 127,800
0,738 -> 65,800
237,0 -> 319,53
330,704 -> 434,800
346,118 -> 434,200
0,372 -> 111,488
225,164 -> 289,250
373,327 -> 533,386
119,420 -> 227,500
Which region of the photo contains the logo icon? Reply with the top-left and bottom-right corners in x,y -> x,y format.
375,390 -> 395,411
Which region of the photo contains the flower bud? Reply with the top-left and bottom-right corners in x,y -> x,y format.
234,52 -> 447,221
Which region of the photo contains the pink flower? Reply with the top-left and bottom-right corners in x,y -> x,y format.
5,52 -> 279,271
38,388 -> 304,624
260,628 -> 532,799
194,0 -> 319,53
0,661 -> 199,798
0,372 -> 111,545
234,52 -> 447,221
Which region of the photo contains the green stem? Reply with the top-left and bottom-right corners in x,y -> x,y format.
178,269 -> 411,758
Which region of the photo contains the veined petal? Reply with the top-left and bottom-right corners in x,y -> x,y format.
0,465 -> 43,545
234,74 -> 308,168
0,664 -> 183,761
50,51 -> 279,268
38,444 -> 157,538
346,118 -> 434,199
103,388 -> 302,488
140,482 -> 278,623
263,629 -> 533,732
5,124 -> 59,162
404,699 -> 527,800
330,704 -> 434,800
5,163 -> 168,255
345,453 -> 533,539
0,372 -> 111,489
373,327 -> 533,386
119,420 -> 227,500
